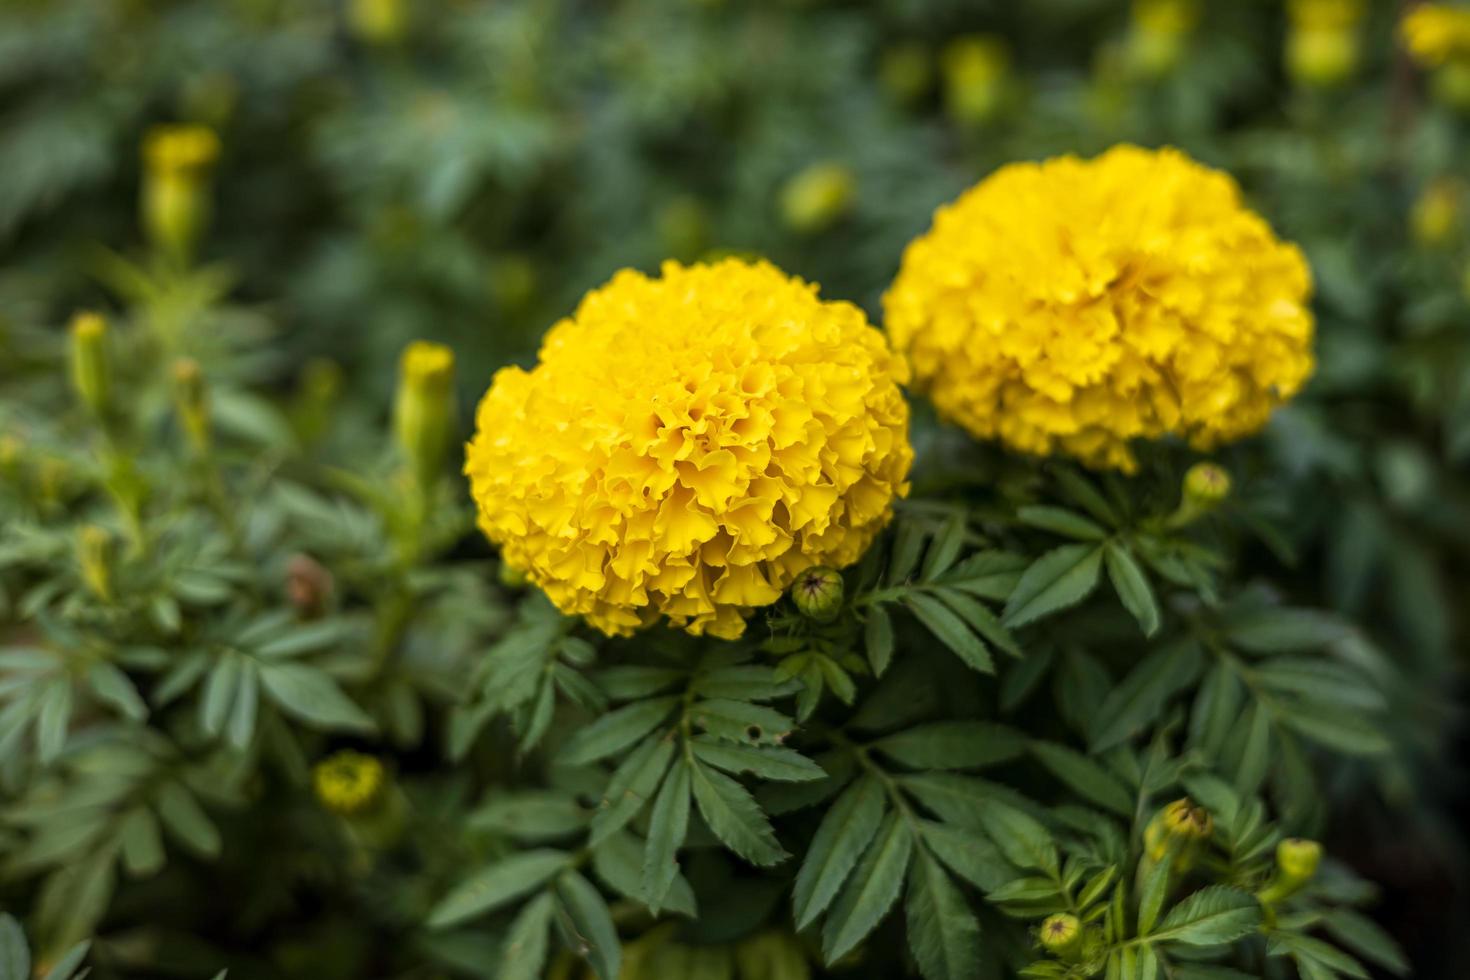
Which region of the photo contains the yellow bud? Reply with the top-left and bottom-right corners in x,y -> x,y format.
1184,463 -> 1232,507
879,42 -> 932,105
313,750 -> 387,816
1290,0 -> 1365,32
1276,837 -> 1322,883
791,566 -> 844,622
780,162 -> 855,234
1127,0 -> 1199,78
394,341 -> 456,493
348,0 -> 408,45
141,125 -> 220,262
1412,178 -> 1463,247
1039,913 -> 1083,957
69,312 -> 111,418
1145,798 -> 1213,866
1287,27 -> 1359,87
77,524 -> 114,602
172,357 -> 210,452
942,35 -> 1009,124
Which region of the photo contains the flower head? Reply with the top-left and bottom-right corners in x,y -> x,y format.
884,145 -> 1314,471
465,259 -> 912,639
1039,913 -> 1082,956
143,125 -> 221,178
1401,4 -> 1470,67
1276,837 -> 1323,882
314,750 -> 386,816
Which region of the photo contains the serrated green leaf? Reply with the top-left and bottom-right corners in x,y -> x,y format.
1322,909 -> 1409,976
906,850 -> 981,980
794,775 -> 887,928
86,662 -> 147,722
919,820 -> 1017,892
555,871 -> 621,980
1224,608 -> 1349,653
589,736 -> 676,845
1028,741 -> 1133,816
1018,506 -> 1108,540
1089,641 -> 1203,753
1105,542 -> 1161,637
689,759 -> 787,867
259,662 -> 375,733
558,697 -> 679,766
643,756 -> 691,914
905,593 -> 993,673
427,850 -> 570,929
1137,852 -> 1173,936
822,810 -> 914,962
1003,544 -> 1104,628
873,721 -> 1026,771
973,800 -> 1057,875
691,739 -> 825,782
156,782 -> 220,857
470,792 -> 588,841
497,892 -> 556,980
0,914 -> 29,980
922,513 -> 969,581
865,606 -> 894,677
1153,886 -> 1261,946
934,589 -> 1022,659
119,807 -> 165,877
39,940 -> 89,980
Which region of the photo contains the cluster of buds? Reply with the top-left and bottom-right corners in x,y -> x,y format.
1402,4 -> 1470,111
1144,797 -> 1215,872
780,162 -> 855,235
1126,0 -> 1200,79
393,341 -> 456,497
1286,0 -> 1365,89
142,125 -> 221,263
942,35 -> 1010,125
1167,462 -> 1232,529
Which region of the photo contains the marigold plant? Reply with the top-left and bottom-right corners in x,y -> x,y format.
465,259 -> 913,639
883,145 -> 1315,471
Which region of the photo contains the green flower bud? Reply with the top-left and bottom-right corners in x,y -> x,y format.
791,566 -> 844,622
1276,837 -> 1322,883
77,524 -> 115,602
393,341 -> 456,494
780,163 -> 855,235
69,312 -> 111,418
1127,0 -> 1200,78
942,35 -> 1009,125
172,357 -> 211,453
1412,178 -> 1463,248
142,125 -> 220,262
1039,913 -> 1083,957
314,750 -> 387,816
1168,463 -> 1231,528
1432,60 -> 1470,112
1145,797 -> 1213,869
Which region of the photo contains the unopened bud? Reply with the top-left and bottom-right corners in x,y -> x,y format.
1412,178 -> 1463,248
78,524 -> 114,602
1276,837 -> 1322,883
1287,26 -> 1359,87
142,125 -> 220,261
286,553 -> 334,619
1127,0 -> 1200,78
1433,60 -> 1470,113
1185,463 -> 1231,506
1145,797 -> 1213,866
942,35 -> 1009,124
791,566 -> 844,622
314,750 -> 387,816
393,341 -> 456,494
172,358 -> 210,452
69,312 -> 111,418
1039,913 -> 1082,957
780,163 -> 855,235
348,0 -> 408,45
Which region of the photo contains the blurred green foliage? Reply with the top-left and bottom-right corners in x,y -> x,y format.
2,0 -> 1469,978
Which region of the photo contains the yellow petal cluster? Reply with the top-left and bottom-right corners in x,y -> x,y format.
883,145 -> 1314,471
1401,4 -> 1470,66
465,259 -> 912,639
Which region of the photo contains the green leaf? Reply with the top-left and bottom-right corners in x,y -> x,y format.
558,697 -> 679,766
794,775 -> 887,928
200,654 -> 241,737
1105,542 -> 1161,637
934,589 -> 1022,659
589,736 -> 675,845
119,807 -> 165,877
87,662 -> 148,722
1270,932 -> 1370,979
470,792 -> 589,841
36,681 -> 73,765
691,739 -> 825,782
689,699 -> 796,745
258,662 -> 375,733
822,810 -> 914,962
226,662 -> 259,751
1027,741 -> 1133,816
0,914 -> 29,980
555,871 -> 622,980
1089,641 -> 1204,753
253,618 -> 352,659
593,831 -> 695,918
906,850 -> 981,980
1224,608 -> 1349,653
689,759 -> 788,867
1137,852 -> 1173,936
940,551 -> 1029,601
1230,702 -> 1272,799
642,757 -> 691,915
496,893 -> 556,980
1018,506 -> 1108,540
918,820 -> 1016,892
874,721 -> 1026,771
1279,703 -> 1391,756
865,606 -> 894,677
156,782 -> 220,857
427,850 -> 570,929
40,941 -> 89,980
905,593 -> 993,674
1152,886 -> 1261,946
973,800 -> 1057,876
887,520 -> 928,585
922,513 -> 969,581
1322,909 -> 1409,976
1003,544 -> 1104,628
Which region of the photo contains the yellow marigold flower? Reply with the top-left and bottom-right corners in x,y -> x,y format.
465,259 -> 913,640
1401,3 -> 1470,67
314,750 -> 386,816
883,145 -> 1315,471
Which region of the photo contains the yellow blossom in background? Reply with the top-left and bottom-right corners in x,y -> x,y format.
1412,177 -> 1464,247
1287,0 -> 1364,86
1127,0 -> 1200,78
394,340 -> 456,493
884,145 -> 1314,471
141,124 -> 221,261
465,259 -> 912,639
942,34 -> 1010,124
780,162 -> 856,234
1401,3 -> 1470,66
314,750 -> 386,816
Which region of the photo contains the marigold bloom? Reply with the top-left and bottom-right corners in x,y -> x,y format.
884,145 -> 1314,471
465,259 -> 912,639
1401,4 -> 1470,67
